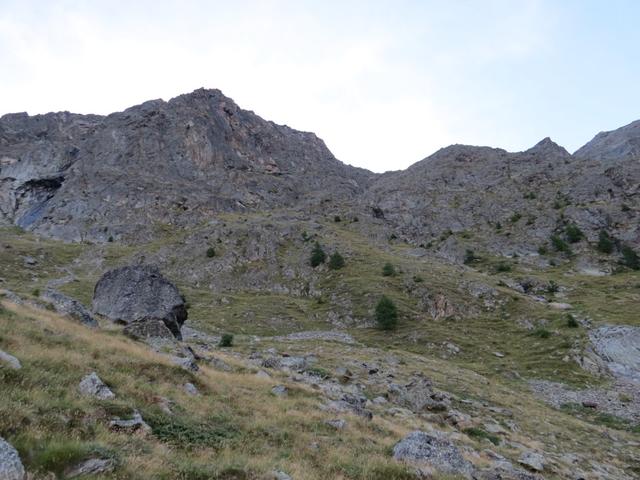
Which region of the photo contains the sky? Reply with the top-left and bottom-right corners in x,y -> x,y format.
1,1 -> 639,172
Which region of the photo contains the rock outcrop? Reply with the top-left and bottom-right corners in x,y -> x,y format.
92,265 -> 187,339
0,437 -> 25,480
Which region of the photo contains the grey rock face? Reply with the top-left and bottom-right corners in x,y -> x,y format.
588,325 -> 640,383
392,431 -> 473,478
78,372 -> 115,400
0,349 -> 21,370
41,289 -> 98,327
575,119 -> 640,162
0,89 -> 373,241
0,437 -> 25,480
92,265 -> 187,339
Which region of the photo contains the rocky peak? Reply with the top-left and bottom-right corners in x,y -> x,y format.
575,118 -> 640,161
525,137 -> 570,158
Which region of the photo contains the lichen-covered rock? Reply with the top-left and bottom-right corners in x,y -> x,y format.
92,265 -> 187,339
0,437 -> 25,480
518,451 -> 545,472
78,372 -> 115,400
392,431 -> 473,478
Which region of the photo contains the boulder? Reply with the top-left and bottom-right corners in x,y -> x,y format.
392,431 -> 473,478
0,437 -> 25,480
41,289 -> 98,327
518,451 -> 545,472
123,318 -> 175,340
271,385 -> 289,397
92,265 -> 187,339
0,349 -> 21,370
109,411 -> 151,434
78,372 -> 115,400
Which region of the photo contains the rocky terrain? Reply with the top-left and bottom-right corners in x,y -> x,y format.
1,89 -> 640,479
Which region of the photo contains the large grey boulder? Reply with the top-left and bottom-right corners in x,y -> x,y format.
393,431 -> 473,478
92,265 -> 187,339
0,437 -> 25,480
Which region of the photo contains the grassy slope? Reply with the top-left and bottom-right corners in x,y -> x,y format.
1,222 -> 639,478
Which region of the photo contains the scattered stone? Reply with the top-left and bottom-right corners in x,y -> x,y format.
372,396 -> 388,405
335,366 -> 353,383
582,400 -> 598,409
78,372 -> 115,400
493,352 -> 505,358
183,382 -> 199,396
393,431 -> 474,478
169,355 -> 199,371
65,458 -> 115,478
255,370 -> 271,379
23,256 -> 37,266
268,471 -> 292,480
109,410 -> 151,434
41,289 -> 98,327
518,451 -> 545,472
92,265 -> 187,339
273,330 -> 356,344
0,437 -> 25,480
388,374 -> 450,412
209,356 -> 233,372
271,385 -> 288,397
0,349 -> 21,370
325,418 -> 347,430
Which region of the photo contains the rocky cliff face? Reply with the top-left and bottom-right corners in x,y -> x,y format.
1,88 -> 639,264
0,89 -> 374,242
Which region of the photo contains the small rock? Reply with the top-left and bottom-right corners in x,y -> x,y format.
0,437 -> 25,480
109,411 -> 151,434
581,400 -> 598,409
23,256 -> 37,266
372,396 -> 388,405
124,318 -> 174,340
78,372 -> 115,400
169,355 -> 199,371
0,349 -> 21,370
549,302 -> 572,310
183,382 -> 199,396
493,352 -> 505,358
335,366 -> 353,383
41,289 -> 98,327
271,385 -> 289,397
325,419 -> 347,430
270,471 -> 292,480
518,451 -> 545,472
255,370 -> 271,379
66,458 -> 115,478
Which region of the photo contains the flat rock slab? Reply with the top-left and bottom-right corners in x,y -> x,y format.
42,289 -> 98,327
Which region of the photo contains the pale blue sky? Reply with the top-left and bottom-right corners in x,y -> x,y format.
1,0 -> 639,172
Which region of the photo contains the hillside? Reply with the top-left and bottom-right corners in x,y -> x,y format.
1,90 -> 640,479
